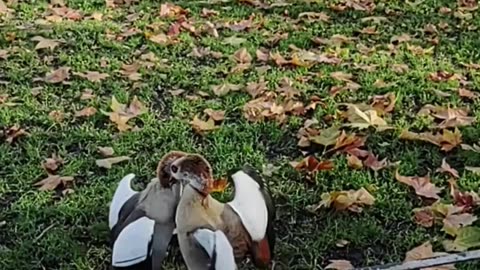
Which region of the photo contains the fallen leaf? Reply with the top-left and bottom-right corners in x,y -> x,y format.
330,71 -> 353,82
204,108 -> 225,121
444,227 -> 480,252
201,8 -> 219,17
329,131 -> 366,155
325,260 -> 353,270
210,178 -> 228,193
343,104 -> 390,130
33,175 -> 74,191
405,241 -> 455,270
31,36 -> 60,50
309,126 -> 341,147
74,71 -> 109,82
120,62 -> 142,81
102,96 -> 146,132
458,88 -> 479,100
80,89 -> 96,100
347,154 -> 363,169
4,125 -> 29,143
223,36 -> 247,46
370,92 -> 396,114
317,187 -> 375,213
74,106 -> 96,118
363,153 -> 388,172
96,156 -> 130,169
148,33 -> 170,45
414,207 -> 435,227
48,110 -> 64,122
190,115 -> 219,134
391,63 -> 409,74
245,77 -> 268,98
42,155 -> 63,173
44,67 -> 70,84
0,0 -> 13,15
465,166 -> 480,174
449,179 -> 480,211
159,3 -> 186,18
391,33 -> 411,44
399,129 -> 462,152
212,83 -> 242,96
98,146 -> 114,157
395,170 -> 442,199
291,156 -> 334,174
429,107 -> 475,129
298,12 -> 330,22
436,158 -> 459,178
233,47 -> 252,63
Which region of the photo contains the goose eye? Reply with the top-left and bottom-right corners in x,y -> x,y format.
171,165 -> 179,173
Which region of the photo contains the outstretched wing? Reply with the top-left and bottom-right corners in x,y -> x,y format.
109,173 -> 138,229
193,228 -> 237,270
112,216 -> 155,267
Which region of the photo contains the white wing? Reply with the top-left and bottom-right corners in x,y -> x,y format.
193,229 -> 237,270
112,216 -> 155,267
109,173 -> 137,229
227,170 -> 268,241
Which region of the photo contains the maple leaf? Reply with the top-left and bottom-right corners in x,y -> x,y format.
102,96 -> 146,132
329,131 -> 366,155
391,63 -> 410,74
436,158 -> 459,178
33,175 -> 74,191
309,126 -> 341,147
325,260 -> 353,270
395,170 -> 442,199
75,107 -> 97,118
74,71 -> 109,82
203,108 -> 225,122
233,47 -> 252,63
96,156 -> 130,169
98,146 -> 114,157
444,227 -> 480,252
212,83 -> 242,96
316,187 -> 375,213
210,178 -> 229,193
148,33 -> 170,45
399,129 -> 462,152
404,241 -> 455,270
42,155 -> 63,173
433,107 -> 475,129
31,36 -> 60,50
363,152 -> 388,172
449,179 -> 480,211
370,92 -> 396,115
290,156 -> 334,174
298,12 -> 330,22
44,67 -> 70,84
159,3 -> 186,18
347,154 -> 363,169
190,115 -> 219,134
245,77 -> 268,98
4,125 -> 29,144
120,62 -> 142,81
343,104 -> 391,130
458,88 -> 479,100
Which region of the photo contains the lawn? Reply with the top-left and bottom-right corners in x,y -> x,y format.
1,0 -> 480,269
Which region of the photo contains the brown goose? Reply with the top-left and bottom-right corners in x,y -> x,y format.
171,154 -> 275,270
108,151 -> 187,269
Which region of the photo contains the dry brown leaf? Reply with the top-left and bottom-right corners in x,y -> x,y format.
98,146 -> 114,157
391,63 -> 409,74
429,107 -> 475,129
190,115 -> 219,134
120,62 -> 142,81
245,78 -> 268,98
290,156 -> 334,174
449,179 -> 480,211
148,33 -> 170,45
204,108 -> 225,121
159,3 -> 186,18
370,92 -> 396,114
400,129 -> 462,152
212,83 -> 242,96
4,125 -> 29,143
391,33 -> 411,44
33,175 -> 74,191
74,71 -> 109,82
436,158 -> 459,178
96,156 -> 130,169
80,89 -> 96,100
75,107 -> 97,117
404,241 -> 455,270
31,36 -> 60,50
347,154 -> 363,169
343,104 -> 390,130
233,47 -> 252,63
48,110 -> 64,123
44,67 -> 70,83
458,88 -> 479,100
298,12 -> 330,22
363,152 -> 388,172
325,260 -> 354,270
317,187 -> 375,213
330,71 -> 353,82
42,155 -> 63,173
395,170 -> 442,199
102,96 -> 146,132
0,0 -> 13,15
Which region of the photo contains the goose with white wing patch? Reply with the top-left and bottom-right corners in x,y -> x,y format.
108,151 -> 187,270
171,154 -> 275,270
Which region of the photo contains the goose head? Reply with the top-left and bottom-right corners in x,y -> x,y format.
169,154 -> 213,196
156,151 -> 188,188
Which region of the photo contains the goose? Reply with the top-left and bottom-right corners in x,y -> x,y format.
108,151 -> 187,269
171,154 -> 275,270
192,228 -> 237,270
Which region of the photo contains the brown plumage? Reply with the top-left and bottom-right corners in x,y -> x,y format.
172,154 -> 274,270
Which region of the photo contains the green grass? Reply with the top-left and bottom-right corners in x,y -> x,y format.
1,0 -> 480,269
